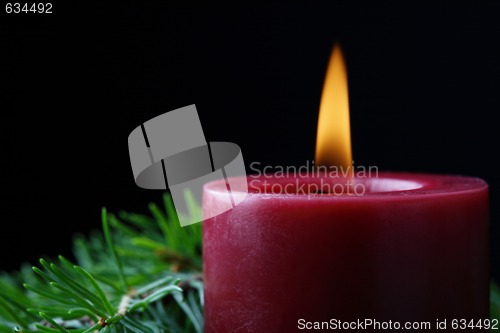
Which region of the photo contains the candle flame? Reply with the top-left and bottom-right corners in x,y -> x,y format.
315,43 -> 352,174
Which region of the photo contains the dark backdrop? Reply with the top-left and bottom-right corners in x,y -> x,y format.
1,3 -> 499,280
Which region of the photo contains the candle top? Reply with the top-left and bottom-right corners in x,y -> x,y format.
204,172 -> 488,201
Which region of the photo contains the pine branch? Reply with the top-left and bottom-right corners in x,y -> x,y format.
0,192 -> 202,333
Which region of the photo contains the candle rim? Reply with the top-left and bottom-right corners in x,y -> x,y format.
203,172 -> 488,200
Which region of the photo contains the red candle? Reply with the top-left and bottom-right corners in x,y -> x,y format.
202,44 -> 489,331
203,173 -> 489,332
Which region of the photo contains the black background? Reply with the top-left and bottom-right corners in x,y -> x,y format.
1,3 -> 499,281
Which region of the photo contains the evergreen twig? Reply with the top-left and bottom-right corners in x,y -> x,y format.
0,192 -> 203,333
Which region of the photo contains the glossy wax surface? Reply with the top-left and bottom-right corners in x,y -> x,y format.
203,173 -> 489,332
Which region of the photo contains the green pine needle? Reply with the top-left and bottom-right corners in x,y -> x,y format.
492,281 -> 500,320
102,208 -> 129,293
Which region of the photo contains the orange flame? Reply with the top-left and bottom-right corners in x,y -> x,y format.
315,43 -> 352,173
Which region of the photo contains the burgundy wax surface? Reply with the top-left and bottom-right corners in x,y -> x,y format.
202,173 -> 489,333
